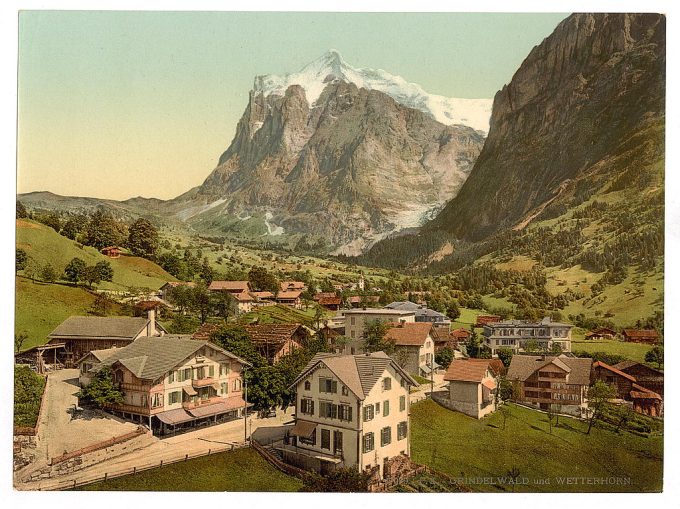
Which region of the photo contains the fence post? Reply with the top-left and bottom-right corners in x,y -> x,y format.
133,466 -> 136,475
73,479 -> 76,489
185,454 -> 188,461
104,472 -> 107,481
231,444 -> 234,451
160,460 -> 163,467
208,448 -> 211,455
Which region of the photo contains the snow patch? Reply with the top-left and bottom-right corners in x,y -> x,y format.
176,198 -> 227,221
263,211 -> 285,236
253,49 -> 492,133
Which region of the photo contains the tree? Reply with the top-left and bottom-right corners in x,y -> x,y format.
190,283 -> 212,323
645,345 -> 664,369
64,257 -> 87,284
127,218 -> 159,259
16,248 -> 27,272
586,380 -> 617,435
248,266 -> 279,292
158,252 -> 184,279
211,290 -> 237,322
550,342 -> 563,355
363,319 -> 394,354
15,332 -> 28,353
523,339 -> 539,354
506,466 -> 521,493
301,468 -> 370,492
35,211 -> 62,232
61,214 -> 88,240
497,347 -> 513,368
16,201 -> 27,219
465,328 -> 482,358
78,366 -> 124,407
497,375 -> 513,402
82,265 -> 102,288
95,260 -> 114,282
39,263 -> 58,283
84,210 -> 127,249
613,404 -> 635,433
435,346 -> 454,370
498,404 -> 511,430
167,313 -> 201,334
199,257 -> 214,284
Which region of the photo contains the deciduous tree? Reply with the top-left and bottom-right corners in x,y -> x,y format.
127,218 -> 159,259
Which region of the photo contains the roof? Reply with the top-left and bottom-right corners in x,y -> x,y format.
280,281 -> 306,291
593,361 -> 637,382
444,359 -> 501,383
486,317 -> 573,329
630,383 -> 662,400
385,301 -> 422,311
291,351 -> 418,400
192,323 -> 221,341
343,308 -> 415,316
314,292 -> 337,301
586,327 -> 617,336
251,291 -> 275,299
234,292 -> 253,302
507,355 -> 592,386
319,296 -> 342,306
49,316 -> 150,340
91,335 -> 249,381
622,329 -> 659,338
209,281 -> 250,292
244,324 -> 306,346
384,322 -> 432,346
349,295 -> 380,303
612,361 -> 664,376
160,281 -> 196,289
276,291 -> 302,299
75,348 -> 120,365
290,419 -> 317,438
450,328 -> 471,339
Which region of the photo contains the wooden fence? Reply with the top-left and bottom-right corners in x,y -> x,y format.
49,426 -> 148,466
35,441 -> 248,491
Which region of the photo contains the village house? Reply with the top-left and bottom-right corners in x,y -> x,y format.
318,296 -> 342,311
613,361 -> 664,397
384,322 -> 437,377
506,355 -> 593,418
276,290 -> 303,309
385,301 -> 451,326
280,351 -> 417,479
476,315 -> 501,327
244,324 -> 308,363
158,281 -> 196,302
621,329 -> 660,344
318,324 -> 346,353
483,317 -> 573,355
280,281 -> 306,292
435,328 -> 471,353
348,295 -> 381,308
45,309 -> 166,368
592,361 -> 662,416
77,335 -> 251,434
233,291 -> 254,314
251,291 -> 275,307
100,246 -> 121,258
208,280 -> 252,295
584,327 -> 617,340
441,358 -> 504,418
341,309 -> 416,355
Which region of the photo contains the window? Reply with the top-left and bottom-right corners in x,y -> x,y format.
233,378 -> 242,391
350,317 -> 356,326
342,385 -> 349,396
220,382 -> 228,395
383,400 -> 390,417
350,330 -> 356,339
363,432 -> 375,453
168,371 -> 175,383
338,404 -> 353,422
363,405 -> 374,421
170,391 -> 183,404
300,398 -> 315,415
219,363 -> 230,376
397,421 -> 408,440
399,395 -> 406,412
319,401 -> 338,419
375,402 -> 380,414
300,428 -> 316,446
382,377 -> 391,391
151,393 -> 163,408
183,368 -> 192,381
208,365 -> 214,377
304,380 -> 311,391
319,377 -> 338,394
380,426 -> 392,446
333,430 -> 343,454
321,429 -> 331,450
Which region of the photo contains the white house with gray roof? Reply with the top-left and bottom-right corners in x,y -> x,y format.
78,335 -> 251,434
483,317 -> 573,355
281,352 -> 417,479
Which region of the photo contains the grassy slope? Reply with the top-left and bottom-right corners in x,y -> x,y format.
15,276 -> 125,350
17,219 -> 176,291
239,304 -> 331,327
411,400 -> 662,493
570,338 -> 655,364
79,447 -> 302,491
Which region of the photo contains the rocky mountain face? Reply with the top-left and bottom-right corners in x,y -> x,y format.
175,52 -> 486,254
423,13 -> 665,242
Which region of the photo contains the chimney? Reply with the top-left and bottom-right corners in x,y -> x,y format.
146,307 -> 157,337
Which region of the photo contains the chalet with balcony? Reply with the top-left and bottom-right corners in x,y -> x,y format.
208,280 -> 252,294
483,317 -> 573,355
442,358 -> 504,418
584,327 -> 617,340
507,355 -> 592,418
276,290 -> 303,309
593,361 -> 662,416
282,351 -> 417,479
78,335 -> 250,434
621,329 -> 660,344
280,281 -> 306,292
613,361 -> 664,397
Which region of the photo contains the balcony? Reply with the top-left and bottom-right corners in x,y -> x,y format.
182,396 -> 223,410
192,377 -> 217,389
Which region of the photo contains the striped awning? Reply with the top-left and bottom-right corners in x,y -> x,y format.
183,386 -> 197,396
155,408 -> 194,425
186,396 -> 247,418
289,419 -> 317,438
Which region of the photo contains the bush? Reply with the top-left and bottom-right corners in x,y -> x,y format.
14,366 -> 46,427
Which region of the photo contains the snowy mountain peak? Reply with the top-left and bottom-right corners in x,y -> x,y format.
252,50 -> 493,133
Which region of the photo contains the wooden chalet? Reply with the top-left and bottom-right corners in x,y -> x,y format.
275,290 -> 303,309
613,361 -> 664,397
592,361 -> 662,416
101,246 -> 121,258
475,315 -> 501,327
244,324 -> 307,363
585,327 -> 617,340
318,296 -> 342,311
622,329 -> 660,344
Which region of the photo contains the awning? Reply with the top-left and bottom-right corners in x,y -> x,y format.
289,420 -> 317,438
187,396 -> 248,418
630,390 -> 661,400
211,383 -> 221,391
183,386 -> 197,396
155,408 -> 194,426
482,379 -> 497,390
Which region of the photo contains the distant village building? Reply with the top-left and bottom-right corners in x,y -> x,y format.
384,322 -> 437,377
482,317 -> 573,355
592,361 -> 662,416
441,359 -> 504,419
281,352 -> 417,479
100,246 -> 121,258
280,281 -> 306,292
584,327 -> 617,340
318,296 -> 342,311
45,310 -> 166,368
341,309 -> 416,355
385,301 -> 451,326
251,291 -> 275,307
244,324 -> 307,363
613,361 -> 664,397
348,295 -> 381,308
208,280 -> 252,294
621,329 -> 660,344
276,290 -> 303,309
77,336 -> 250,434
507,355 -> 592,418
475,315 -> 501,327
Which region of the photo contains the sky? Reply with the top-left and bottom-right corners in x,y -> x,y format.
17,11 -> 569,200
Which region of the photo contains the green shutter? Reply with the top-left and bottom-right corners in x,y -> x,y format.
209,365 -> 214,377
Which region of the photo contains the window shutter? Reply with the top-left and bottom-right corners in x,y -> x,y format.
332,380 -> 338,393
319,378 -> 325,392
209,366 -> 214,377
348,406 -> 352,421
384,400 -> 389,416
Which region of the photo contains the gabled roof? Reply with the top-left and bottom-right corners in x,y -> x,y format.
612,361 -> 664,376
234,292 -> 253,302
593,360 -> 637,382
444,359 -> 500,383
384,322 -> 432,346
209,281 -> 250,292
49,316 -> 150,340
276,291 -> 302,299
244,324 -> 306,346
622,329 -> 659,338
192,323 -> 221,341
450,328 -> 471,340
92,335 -> 249,381
280,281 -> 306,291
160,281 -> 196,289
291,351 -> 417,400
318,296 -> 342,306
251,291 -> 275,299
385,301 -> 422,311
507,355 -> 592,386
